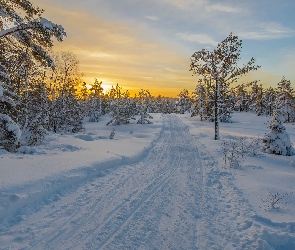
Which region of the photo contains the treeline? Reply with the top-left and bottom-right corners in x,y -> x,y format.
1,1 -> 294,153
190,76 -> 294,123
1,41 -> 294,152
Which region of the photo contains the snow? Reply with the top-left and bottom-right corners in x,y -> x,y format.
0,114 -> 21,146
1,112 -> 295,249
0,82 -> 3,97
40,18 -> 54,31
0,114 -> 163,188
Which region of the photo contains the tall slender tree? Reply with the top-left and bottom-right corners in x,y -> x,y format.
276,77 -> 294,122
89,79 -> 104,122
190,33 -> 260,140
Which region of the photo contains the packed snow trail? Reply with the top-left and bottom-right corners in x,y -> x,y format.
1,115 -> 293,249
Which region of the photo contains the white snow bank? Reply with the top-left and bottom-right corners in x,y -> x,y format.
180,111 -> 295,224
0,114 -> 163,189
0,114 -> 163,226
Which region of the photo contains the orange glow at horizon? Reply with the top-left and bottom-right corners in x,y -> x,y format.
83,75 -> 180,97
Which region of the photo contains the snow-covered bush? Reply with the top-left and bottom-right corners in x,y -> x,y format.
222,139 -> 246,168
247,138 -> 262,156
260,191 -> 293,210
18,146 -> 38,154
263,111 -> 294,156
0,114 -> 21,152
222,137 -> 262,168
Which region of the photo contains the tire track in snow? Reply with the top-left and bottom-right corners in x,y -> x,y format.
30,123 -> 173,248
78,115 -> 199,250
23,117 -> 173,249
1,115 -> 202,250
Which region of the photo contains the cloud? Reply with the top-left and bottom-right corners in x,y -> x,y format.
33,0 -> 295,95
38,3 -> 195,96
205,4 -> 240,13
176,33 -> 218,46
238,22 -> 295,40
146,15 -> 159,21
162,0 -> 241,14
162,0 -> 206,10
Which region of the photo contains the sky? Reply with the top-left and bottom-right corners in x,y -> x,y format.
33,0 -> 295,97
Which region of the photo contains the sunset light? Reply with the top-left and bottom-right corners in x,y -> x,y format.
29,0 -> 295,97
2,1 -> 295,248
30,0 -> 295,96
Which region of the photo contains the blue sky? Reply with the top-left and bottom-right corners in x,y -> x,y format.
35,0 -> 295,96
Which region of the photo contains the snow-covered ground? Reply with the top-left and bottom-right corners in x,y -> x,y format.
1,112 -> 295,249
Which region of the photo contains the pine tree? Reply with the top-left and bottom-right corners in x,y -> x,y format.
20,69 -> 49,146
276,77 -> 294,122
78,81 -> 90,117
248,81 -> 265,115
136,89 -> 153,124
176,89 -> 192,114
264,87 -> 277,116
191,80 -> 205,118
106,86 -> 135,126
89,79 -> 104,122
263,110 -> 294,156
46,52 -> 84,132
190,33 -> 260,139
0,65 -> 21,150
234,83 -> 249,112
0,0 -> 65,150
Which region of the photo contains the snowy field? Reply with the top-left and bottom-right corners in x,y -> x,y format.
1,112 -> 295,249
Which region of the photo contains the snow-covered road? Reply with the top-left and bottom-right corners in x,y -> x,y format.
1,115 -> 295,249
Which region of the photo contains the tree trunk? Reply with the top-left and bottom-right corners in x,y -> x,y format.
214,79 -> 219,140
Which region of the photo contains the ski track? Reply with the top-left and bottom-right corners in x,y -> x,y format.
1,114 -> 294,249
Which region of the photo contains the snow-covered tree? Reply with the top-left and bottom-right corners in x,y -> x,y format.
136,89 -> 153,124
89,79 -> 104,122
0,114 -> 21,151
0,0 -> 65,150
191,79 -> 206,119
160,98 -> 177,114
248,81 -> 265,115
76,81 -> 90,117
234,83 -> 249,112
0,1 -> 65,66
263,87 -> 277,116
19,69 -> 49,146
191,77 -> 215,120
190,33 -> 260,140
263,110 -> 294,156
276,77 -> 294,122
0,63 -> 19,121
106,86 -> 135,126
176,89 -> 192,114
46,51 -> 84,132
0,64 -> 21,150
